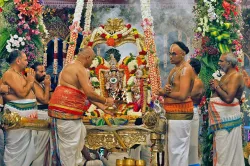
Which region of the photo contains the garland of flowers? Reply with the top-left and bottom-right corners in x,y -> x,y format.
0,0 -> 45,66
87,24 -> 132,47
53,37 -> 58,75
65,0 -> 84,66
82,0 -> 93,36
192,0 -> 244,165
140,0 -> 161,95
87,25 -> 147,56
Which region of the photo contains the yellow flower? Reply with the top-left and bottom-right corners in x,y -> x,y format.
105,34 -> 110,39
112,34 -> 118,39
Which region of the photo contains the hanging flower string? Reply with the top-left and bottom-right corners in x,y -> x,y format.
65,0 -> 84,66
53,37 -> 58,77
65,22 -> 82,66
82,0 -> 93,36
140,0 -> 161,95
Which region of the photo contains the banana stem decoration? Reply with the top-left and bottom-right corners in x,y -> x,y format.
209,22 -> 232,54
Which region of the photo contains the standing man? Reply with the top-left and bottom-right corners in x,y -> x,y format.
0,78 -> 9,166
1,50 -> 37,166
48,47 -> 114,166
209,52 -> 245,166
31,62 -> 51,166
156,41 -> 195,166
189,58 -> 204,166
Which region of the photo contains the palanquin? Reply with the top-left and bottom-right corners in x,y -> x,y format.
1,18 -> 165,165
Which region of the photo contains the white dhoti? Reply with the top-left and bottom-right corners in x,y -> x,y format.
101,152 -> 129,166
4,99 -> 37,166
188,106 -> 200,166
51,118 -> 86,166
168,120 -> 191,166
129,134 -> 151,166
209,97 -> 244,166
31,108 -> 50,166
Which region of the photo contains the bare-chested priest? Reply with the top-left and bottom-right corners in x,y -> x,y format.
189,58 -> 204,166
48,47 -> 115,166
0,78 -> 10,166
2,50 -> 37,166
209,52 -> 245,165
31,62 -> 51,165
156,41 -> 195,166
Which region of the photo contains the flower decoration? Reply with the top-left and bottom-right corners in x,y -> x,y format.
14,0 -> 42,23
90,77 -> 100,88
6,34 -> 26,52
127,60 -> 138,74
193,0 -> 243,56
83,0 -> 93,36
1,1 -> 46,65
106,38 -> 115,46
87,24 -> 138,48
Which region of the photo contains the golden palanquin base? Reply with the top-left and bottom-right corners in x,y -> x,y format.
84,125 -> 151,150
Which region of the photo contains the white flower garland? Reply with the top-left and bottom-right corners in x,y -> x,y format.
140,0 -> 154,32
72,0 -> 85,25
83,0 -> 93,36
53,37 -> 58,75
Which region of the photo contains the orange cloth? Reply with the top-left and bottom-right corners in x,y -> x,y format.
48,86 -> 90,120
164,101 -> 194,120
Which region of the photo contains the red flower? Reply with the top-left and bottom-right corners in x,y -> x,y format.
100,25 -> 104,29
134,34 -> 139,39
126,24 -> 131,29
95,64 -> 109,77
100,33 -> 106,38
133,103 -> 140,112
139,50 -> 147,55
87,42 -> 93,47
117,34 -> 123,38
238,58 -> 242,62
0,8 -> 2,13
235,66 -> 239,72
106,38 -> 115,46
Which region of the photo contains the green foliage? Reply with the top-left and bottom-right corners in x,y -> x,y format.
193,0 -> 243,164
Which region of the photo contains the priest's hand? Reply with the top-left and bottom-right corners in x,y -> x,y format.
105,97 -> 115,107
103,108 -> 114,116
209,79 -> 219,90
164,84 -> 172,93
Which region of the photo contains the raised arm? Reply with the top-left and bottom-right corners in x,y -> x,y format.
33,75 -> 51,104
77,67 -> 113,106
